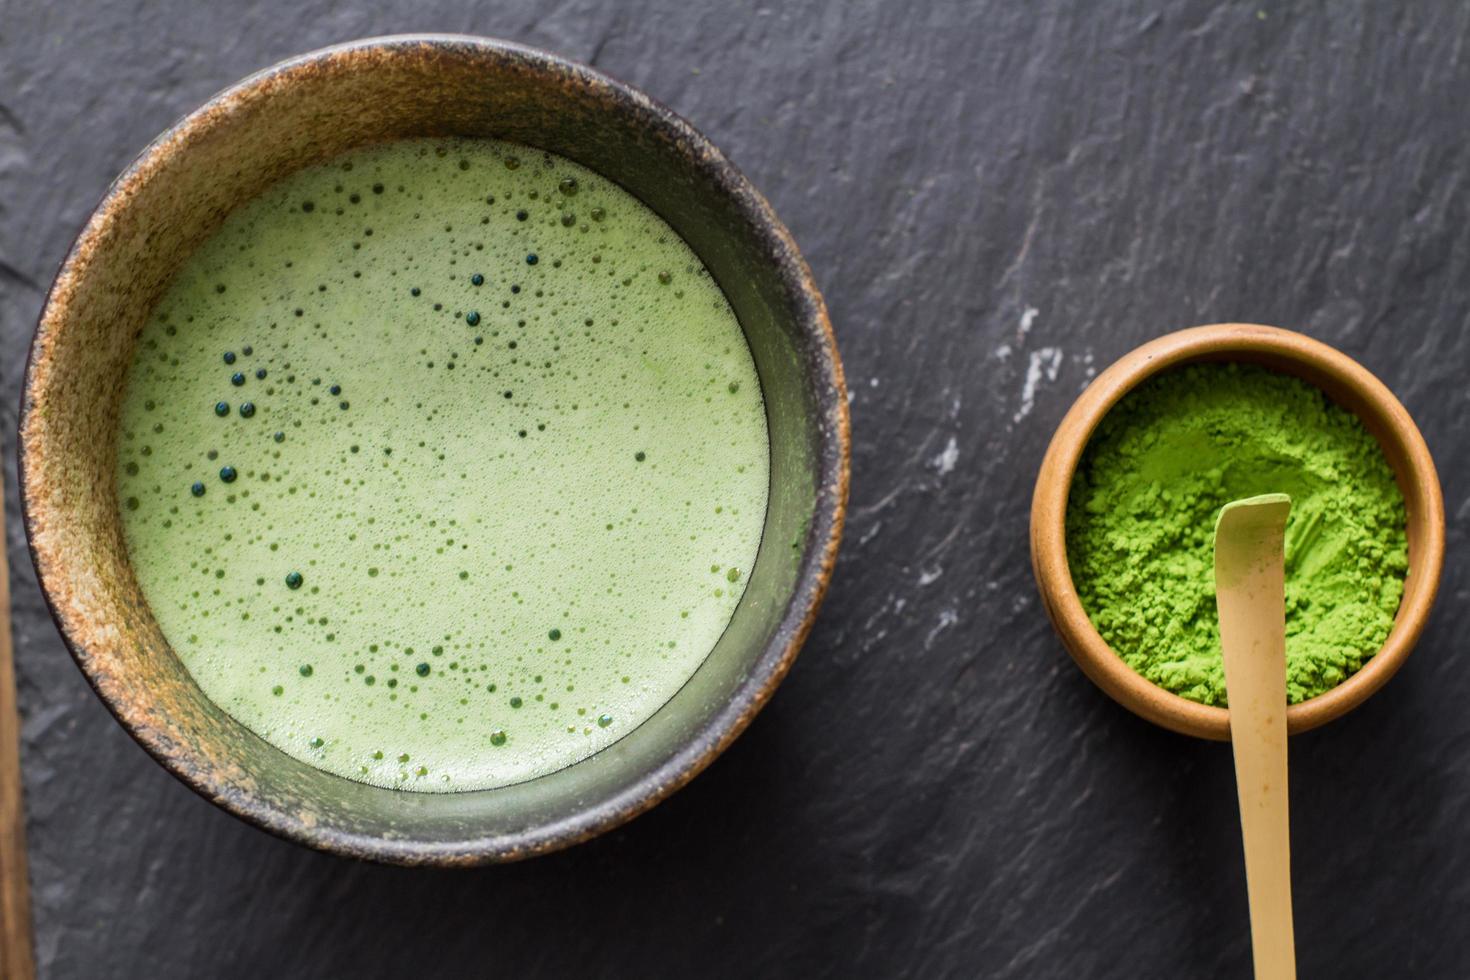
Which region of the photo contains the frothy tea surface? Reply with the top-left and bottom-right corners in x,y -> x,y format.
116,138 -> 768,791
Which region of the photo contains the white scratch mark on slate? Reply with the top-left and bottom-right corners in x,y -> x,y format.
925,608 -> 959,648
933,435 -> 959,475
1014,347 -> 1064,423
1020,305 -> 1039,335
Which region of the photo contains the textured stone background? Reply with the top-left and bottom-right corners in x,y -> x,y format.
2,1 -> 1468,976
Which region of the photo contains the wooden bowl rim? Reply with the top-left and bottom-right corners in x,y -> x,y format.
1029,323 -> 1445,740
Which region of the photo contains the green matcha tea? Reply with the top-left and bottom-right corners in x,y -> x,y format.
1066,363 -> 1407,706
116,138 -> 769,792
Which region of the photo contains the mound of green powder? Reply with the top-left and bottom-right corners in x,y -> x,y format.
1066,362 -> 1408,706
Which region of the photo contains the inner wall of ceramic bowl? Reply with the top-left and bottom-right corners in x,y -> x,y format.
23,42 -> 832,853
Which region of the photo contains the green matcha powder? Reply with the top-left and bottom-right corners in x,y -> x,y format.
1067,363 -> 1408,706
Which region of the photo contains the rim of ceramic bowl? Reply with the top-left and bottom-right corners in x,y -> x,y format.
18,34 -> 850,863
1030,323 -> 1444,740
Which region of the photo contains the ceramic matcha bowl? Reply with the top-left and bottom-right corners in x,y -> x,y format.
1031,324 -> 1443,740
19,36 -> 849,865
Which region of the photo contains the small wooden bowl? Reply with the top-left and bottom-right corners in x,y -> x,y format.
1030,324 -> 1445,740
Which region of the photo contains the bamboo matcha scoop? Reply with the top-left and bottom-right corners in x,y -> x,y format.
1215,493 -> 1295,980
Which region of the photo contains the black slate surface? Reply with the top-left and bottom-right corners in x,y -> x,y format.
2,2 -> 1468,976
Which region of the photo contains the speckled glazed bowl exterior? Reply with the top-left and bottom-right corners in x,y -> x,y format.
1031,324 -> 1444,741
19,36 -> 849,865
